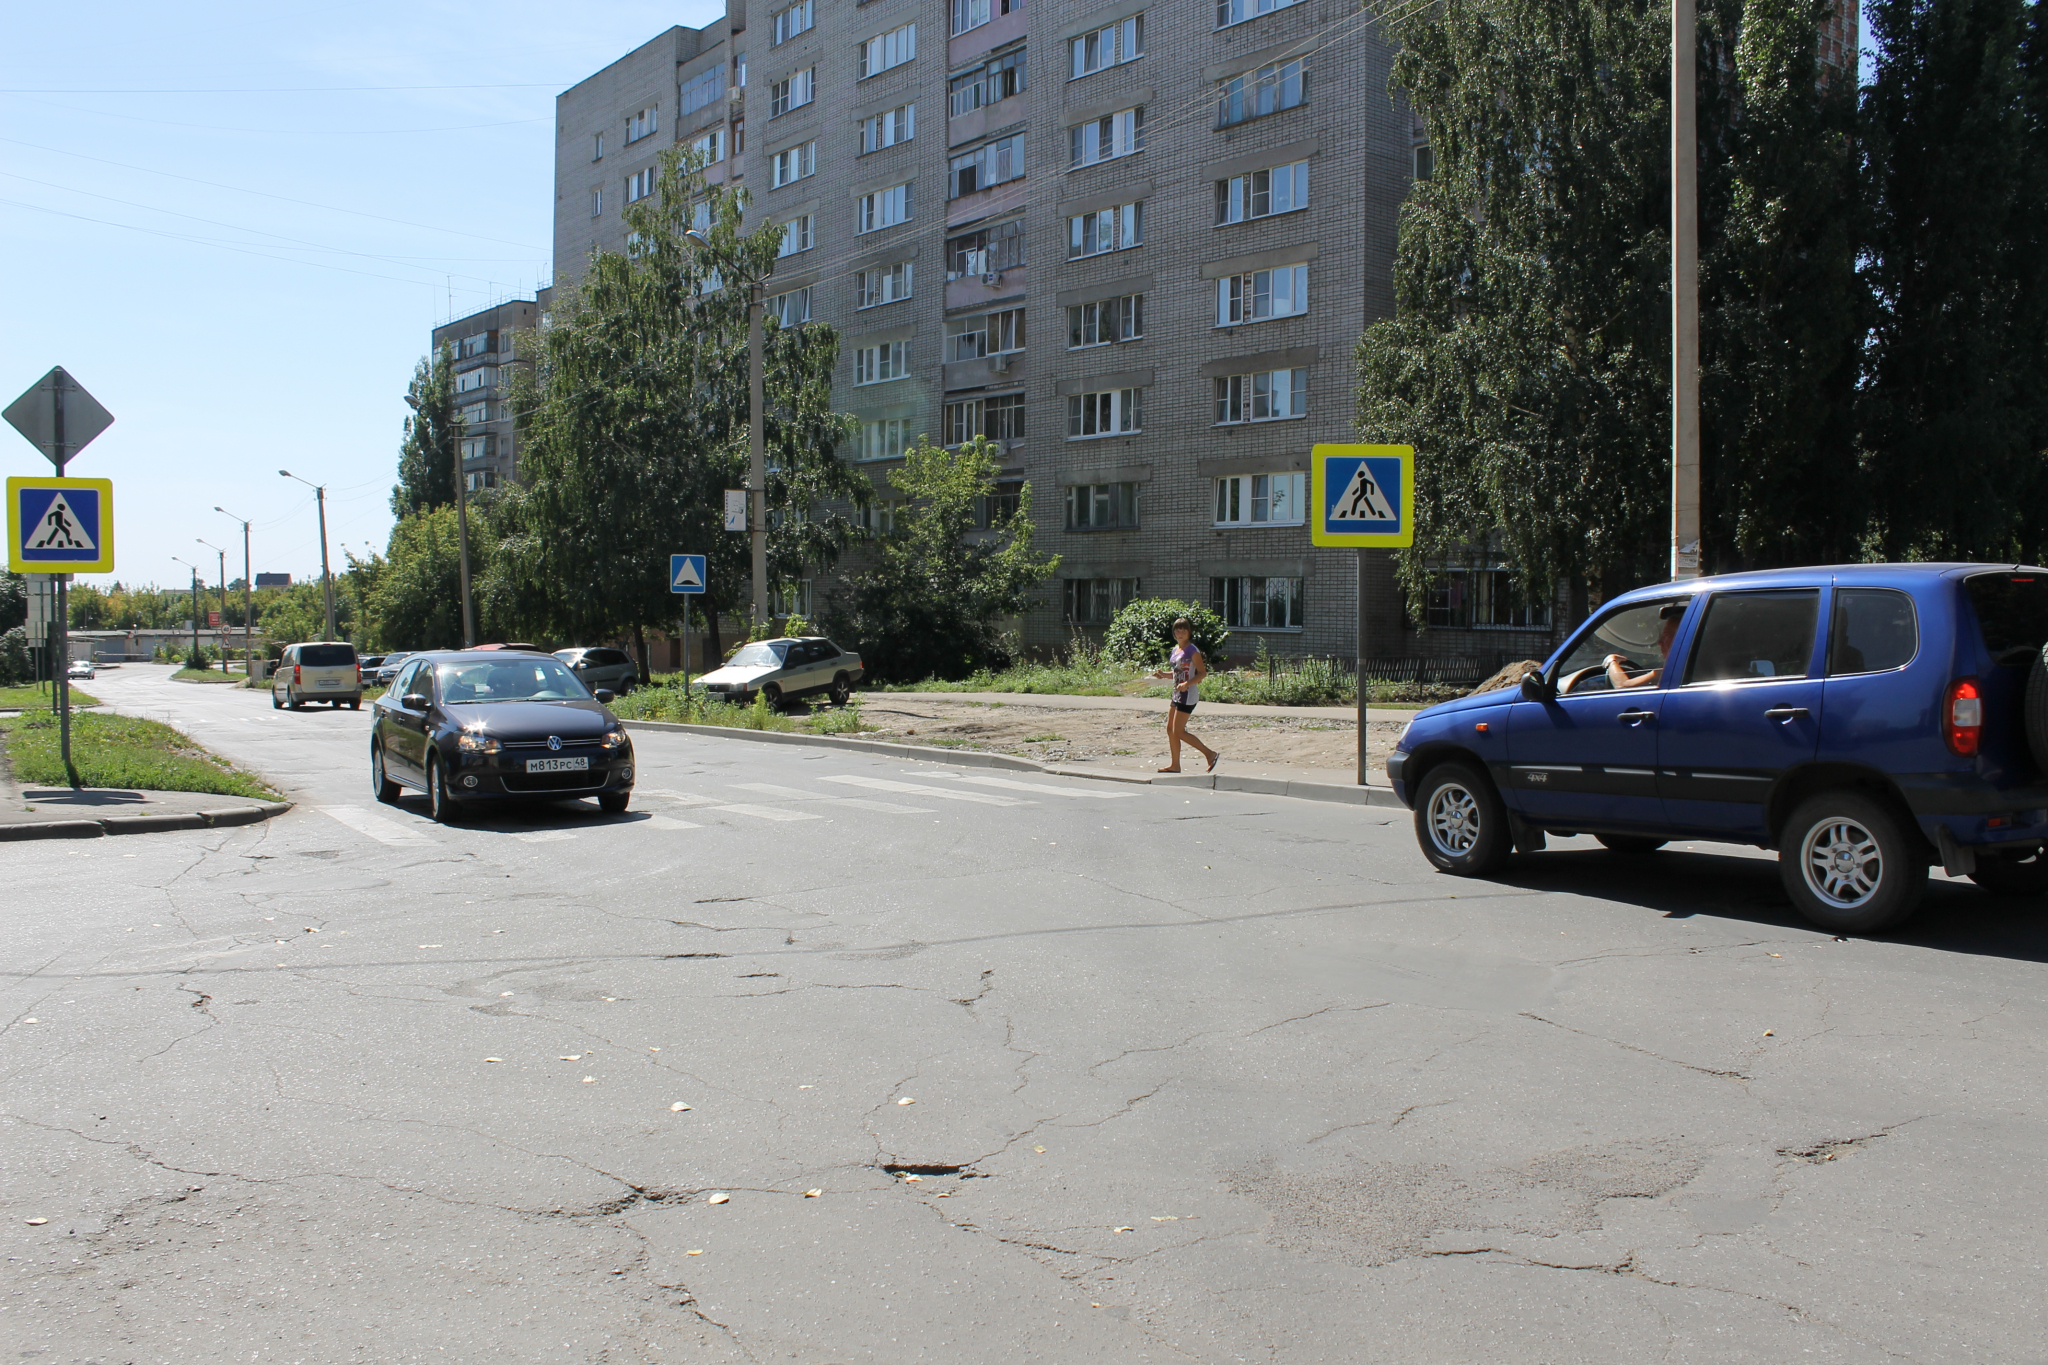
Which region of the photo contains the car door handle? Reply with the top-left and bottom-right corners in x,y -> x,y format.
1616,709 -> 1656,725
1764,705 -> 1810,722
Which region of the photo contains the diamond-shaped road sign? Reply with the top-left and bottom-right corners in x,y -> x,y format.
4,368 -> 115,468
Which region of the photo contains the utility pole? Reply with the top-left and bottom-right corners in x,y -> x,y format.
1670,0 -> 1702,581
685,227 -> 773,625
197,538 -> 227,669
280,470 -> 337,640
216,507 -> 253,680
172,556 -> 200,664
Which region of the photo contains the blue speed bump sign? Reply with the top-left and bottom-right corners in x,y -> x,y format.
1310,444 -> 1414,548
669,553 -> 707,594
9,476 -> 114,573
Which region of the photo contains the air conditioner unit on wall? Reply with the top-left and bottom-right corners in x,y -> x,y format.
983,271 -> 1002,285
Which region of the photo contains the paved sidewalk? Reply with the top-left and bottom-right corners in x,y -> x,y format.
0,786 -> 292,839
876,688 -> 1419,723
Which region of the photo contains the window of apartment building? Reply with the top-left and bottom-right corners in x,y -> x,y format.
1070,14 -> 1142,78
682,64 -> 725,116
947,308 -> 1025,361
778,214 -> 814,256
690,129 -> 727,164
1213,576 -> 1303,628
1216,263 -> 1308,324
858,181 -> 913,232
691,199 -> 713,232
735,52 -> 748,87
861,103 -> 916,153
1067,294 -> 1143,348
978,479 -> 1024,527
459,434 -> 496,462
1217,0 -> 1302,27
1414,145 -> 1434,179
857,261 -> 914,308
1068,201 -> 1143,258
626,229 -> 648,257
859,23 -> 917,79
1065,481 -> 1139,530
457,331 -> 494,359
732,119 -> 746,155
857,418 -> 909,461
1069,107 -> 1144,168
626,167 -> 656,203
953,0 -> 1022,38
592,131 -> 605,161
770,140 -> 817,187
945,393 -> 1026,444
1214,472 -> 1306,525
950,134 -> 1025,198
771,0 -> 814,45
854,340 -> 909,385
627,104 -> 660,141
589,187 -> 603,217
1218,57 -> 1306,125
1215,367 -> 1308,422
1065,577 -> 1140,625
770,67 -> 815,117
948,218 -> 1026,276
1216,160 -> 1309,224
768,286 -> 813,326
465,469 -> 498,493
1067,387 -> 1142,437
457,401 -> 491,427
1426,566 -> 1553,629
949,48 -> 1028,116
455,367 -> 496,394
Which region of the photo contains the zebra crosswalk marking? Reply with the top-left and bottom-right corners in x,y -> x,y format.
819,775 -> 1032,806
734,781 -> 935,814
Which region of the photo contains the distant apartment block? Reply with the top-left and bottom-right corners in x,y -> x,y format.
431,299 -> 539,491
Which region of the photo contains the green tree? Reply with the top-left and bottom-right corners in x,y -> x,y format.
826,436 -> 1059,681
393,343 -> 459,518
0,571 -> 24,636
364,502 -> 503,651
1859,0 -> 2048,560
1101,598 -> 1230,667
260,578 -> 355,648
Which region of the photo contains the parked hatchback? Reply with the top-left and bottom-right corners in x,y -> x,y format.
1388,564 -> 2048,934
554,646 -> 638,696
699,637 -> 864,708
272,641 -> 362,710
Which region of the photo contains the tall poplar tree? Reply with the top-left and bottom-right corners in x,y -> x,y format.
393,344 -> 459,517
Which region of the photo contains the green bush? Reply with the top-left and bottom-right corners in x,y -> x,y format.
1101,598 -> 1229,667
0,627 -> 29,686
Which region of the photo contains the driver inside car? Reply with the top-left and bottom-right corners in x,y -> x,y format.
1604,602 -> 1687,690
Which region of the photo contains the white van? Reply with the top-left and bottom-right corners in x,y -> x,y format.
273,641 -> 362,710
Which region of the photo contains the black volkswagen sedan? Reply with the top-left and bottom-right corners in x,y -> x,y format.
368,650 -> 634,822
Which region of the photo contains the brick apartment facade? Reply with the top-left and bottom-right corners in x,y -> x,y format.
431,298 -> 539,491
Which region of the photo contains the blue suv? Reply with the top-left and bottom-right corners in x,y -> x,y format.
1386,564 -> 2048,933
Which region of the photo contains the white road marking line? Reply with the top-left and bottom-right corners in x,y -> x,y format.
732,782 -> 935,814
514,830 -> 577,843
820,775 -> 1031,806
708,803 -> 825,822
643,815 -> 703,831
319,805 -> 436,846
636,788 -> 724,806
944,774 -> 1136,799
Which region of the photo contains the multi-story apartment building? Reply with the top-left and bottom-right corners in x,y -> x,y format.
430,299 -> 539,491
549,0 -> 1559,668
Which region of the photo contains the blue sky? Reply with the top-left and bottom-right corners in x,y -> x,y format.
1,0 -> 722,594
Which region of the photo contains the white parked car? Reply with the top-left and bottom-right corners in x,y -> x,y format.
699,637 -> 864,708
67,659 -> 96,681
273,641 -> 362,710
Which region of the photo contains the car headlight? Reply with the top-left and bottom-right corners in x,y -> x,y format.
458,733 -> 500,754
601,730 -> 629,749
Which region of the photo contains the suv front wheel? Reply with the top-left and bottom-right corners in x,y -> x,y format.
1413,762 -> 1512,876
1779,791 -> 1926,934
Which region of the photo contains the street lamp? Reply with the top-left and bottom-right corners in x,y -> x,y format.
406,391 -> 475,647
278,470 -> 337,641
196,537 -> 227,671
215,506 -> 254,680
170,555 -> 201,665
684,226 -> 770,625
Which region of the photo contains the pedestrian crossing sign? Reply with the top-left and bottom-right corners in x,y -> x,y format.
669,553 -> 707,594
9,476 -> 114,572
1310,444 -> 1413,548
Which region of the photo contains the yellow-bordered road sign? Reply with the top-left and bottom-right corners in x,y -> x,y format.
1310,444 -> 1414,548
9,476 -> 114,573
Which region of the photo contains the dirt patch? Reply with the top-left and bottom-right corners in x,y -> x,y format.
856,696 -> 1408,777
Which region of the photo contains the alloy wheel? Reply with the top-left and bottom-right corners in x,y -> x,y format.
1427,782 -> 1481,856
1801,816 -> 1883,908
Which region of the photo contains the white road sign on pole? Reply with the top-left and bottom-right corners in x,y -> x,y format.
723,490 -> 747,532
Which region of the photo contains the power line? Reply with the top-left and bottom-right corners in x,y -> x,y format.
2,94 -> 549,137
0,83 -> 573,94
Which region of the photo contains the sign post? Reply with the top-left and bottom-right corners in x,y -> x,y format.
1310,444 -> 1414,786
670,554 -> 707,706
5,368 -> 114,779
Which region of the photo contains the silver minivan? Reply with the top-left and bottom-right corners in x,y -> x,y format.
273,641 -> 362,710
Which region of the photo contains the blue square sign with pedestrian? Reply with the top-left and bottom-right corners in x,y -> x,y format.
669,553 -> 707,594
8,476 -> 114,573
1309,445 -> 1414,548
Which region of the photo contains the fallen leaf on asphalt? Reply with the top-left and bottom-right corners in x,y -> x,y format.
1151,1216 -> 1179,1221
419,945 -> 442,949
1034,1146 -> 1046,1153
25,1218 -> 47,1226
671,1102 -> 691,1112
902,1174 -> 922,1182
582,1075 -> 597,1083
484,1057 -> 503,1064
1763,1030 -> 1774,1037
707,1192 -> 730,1204
686,1249 -> 703,1255
897,1097 -> 915,1105
804,1189 -> 822,1198
560,1055 -> 582,1061
500,992 -> 514,997
22,1019 -> 36,1025
935,1191 -> 952,1198
1113,1226 -> 1134,1233
797,1084 -> 813,1089
1768,953 -> 1782,958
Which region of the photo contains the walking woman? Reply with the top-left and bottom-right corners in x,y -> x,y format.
1156,618 -> 1219,773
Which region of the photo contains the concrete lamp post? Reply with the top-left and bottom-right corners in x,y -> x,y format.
196,537 -> 227,670
683,226 -> 770,627
278,470 -> 337,642
215,506 -> 254,679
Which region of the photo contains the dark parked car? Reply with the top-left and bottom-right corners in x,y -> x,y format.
555,646 -> 638,696
698,637 -> 865,708
1387,563 -> 2048,934
369,650 -> 634,822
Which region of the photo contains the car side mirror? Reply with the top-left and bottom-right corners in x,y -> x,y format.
594,688 -> 616,704
1519,670 -> 1555,702
402,692 -> 430,710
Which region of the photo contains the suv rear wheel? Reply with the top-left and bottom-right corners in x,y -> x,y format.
1779,791 -> 1926,934
1968,847 -> 2048,896
1413,762 -> 1512,876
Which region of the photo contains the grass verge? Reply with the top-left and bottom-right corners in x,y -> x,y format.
0,685 -> 99,709
172,668 -> 244,684
613,685 -> 875,736
0,710 -> 280,799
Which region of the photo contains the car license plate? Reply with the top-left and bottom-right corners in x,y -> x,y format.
525,757 -> 589,774
317,680 -> 339,687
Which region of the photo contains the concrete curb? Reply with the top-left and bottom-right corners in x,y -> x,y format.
619,720 -> 1406,809
0,800 -> 294,843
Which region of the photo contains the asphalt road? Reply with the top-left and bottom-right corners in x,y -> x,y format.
5,664 -> 2045,1364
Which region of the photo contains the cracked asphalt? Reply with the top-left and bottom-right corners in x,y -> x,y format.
5,664 -> 2046,1363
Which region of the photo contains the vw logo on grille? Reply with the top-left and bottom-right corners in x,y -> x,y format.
547,735 -> 562,751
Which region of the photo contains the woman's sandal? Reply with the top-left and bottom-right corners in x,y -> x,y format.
1206,752 -> 1220,772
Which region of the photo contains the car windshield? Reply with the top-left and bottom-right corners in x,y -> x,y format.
727,642 -> 788,669
435,657 -> 590,703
